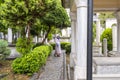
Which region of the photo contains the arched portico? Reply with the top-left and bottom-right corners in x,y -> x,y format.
68,0 -> 120,80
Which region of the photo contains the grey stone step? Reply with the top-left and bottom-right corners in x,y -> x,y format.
93,74 -> 120,80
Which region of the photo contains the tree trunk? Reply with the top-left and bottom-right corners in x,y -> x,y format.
18,32 -> 20,38
14,33 -> 17,43
21,27 -> 26,38
12,33 -> 14,43
3,33 -> 6,40
26,24 -> 31,44
42,26 -> 51,44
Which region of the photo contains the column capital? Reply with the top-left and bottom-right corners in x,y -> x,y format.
115,11 -> 120,18
115,11 -> 120,24
75,0 -> 87,8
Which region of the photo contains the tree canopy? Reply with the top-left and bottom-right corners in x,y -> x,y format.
0,0 -> 70,43
0,0 -> 57,26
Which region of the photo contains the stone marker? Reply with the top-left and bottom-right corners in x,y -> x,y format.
103,38 -> 108,57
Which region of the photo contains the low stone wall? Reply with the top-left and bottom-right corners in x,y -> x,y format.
93,74 -> 120,80
93,57 -> 120,74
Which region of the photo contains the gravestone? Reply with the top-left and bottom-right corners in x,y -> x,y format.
103,38 -> 108,57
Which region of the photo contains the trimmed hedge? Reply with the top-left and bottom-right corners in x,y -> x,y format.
12,45 -> 53,75
65,43 -> 71,54
16,37 -> 33,55
32,42 -> 44,49
50,43 -> 56,49
50,42 -> 70,49
50,42 -> 71,54
61,42 -> 70,49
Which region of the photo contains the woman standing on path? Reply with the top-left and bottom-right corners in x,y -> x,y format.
54,36 -> 61,57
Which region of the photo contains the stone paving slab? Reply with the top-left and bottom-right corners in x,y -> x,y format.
38,50 -> 64,80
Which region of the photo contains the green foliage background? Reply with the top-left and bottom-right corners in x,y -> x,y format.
0,40 -> 11,60
0,0 -> 70,44
100,28 -> 112,51
16,37 -> 33,55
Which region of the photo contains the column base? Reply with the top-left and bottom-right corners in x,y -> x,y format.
108,51 -> 120,57
112,47 -> 117,52
70,52 -> 76,67
74,66 -> 87,80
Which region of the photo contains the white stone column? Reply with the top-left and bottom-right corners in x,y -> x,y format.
70,12 -> 76,67
74,17 -> 77,64
116,12 -> 120,52
74,1 -> 87,80
8,28 -> 12,44
96,17 -> 101,45
112,25 -> 117,51
95,17 -> 102,55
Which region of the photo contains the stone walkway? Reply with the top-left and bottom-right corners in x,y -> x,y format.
7,47 -> 66,80
37,50 -> 65,80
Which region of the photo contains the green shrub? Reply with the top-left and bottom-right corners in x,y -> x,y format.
50,42 -> 70,50
47,33 -> 53,41
60,42 -> 70,49
65,43 -> 71,54
50,42 -> 71,54
33,45 -> 52,57
61,42 -> 67,49
16,37 -> 33,55
12,45 -> 53,75
0,40 -> 11,60
50,43 -> 55,49
100,28 -> 112,51
12,53 -> 42,74
32,42 -> 44,49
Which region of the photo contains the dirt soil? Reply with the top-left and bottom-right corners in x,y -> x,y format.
0,60 -> 30,80
66,54 -> 70,64
66,54 -> 74,80
0,54 -> 71,80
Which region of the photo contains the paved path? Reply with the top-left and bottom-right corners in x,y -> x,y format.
37,50 -> 64,80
